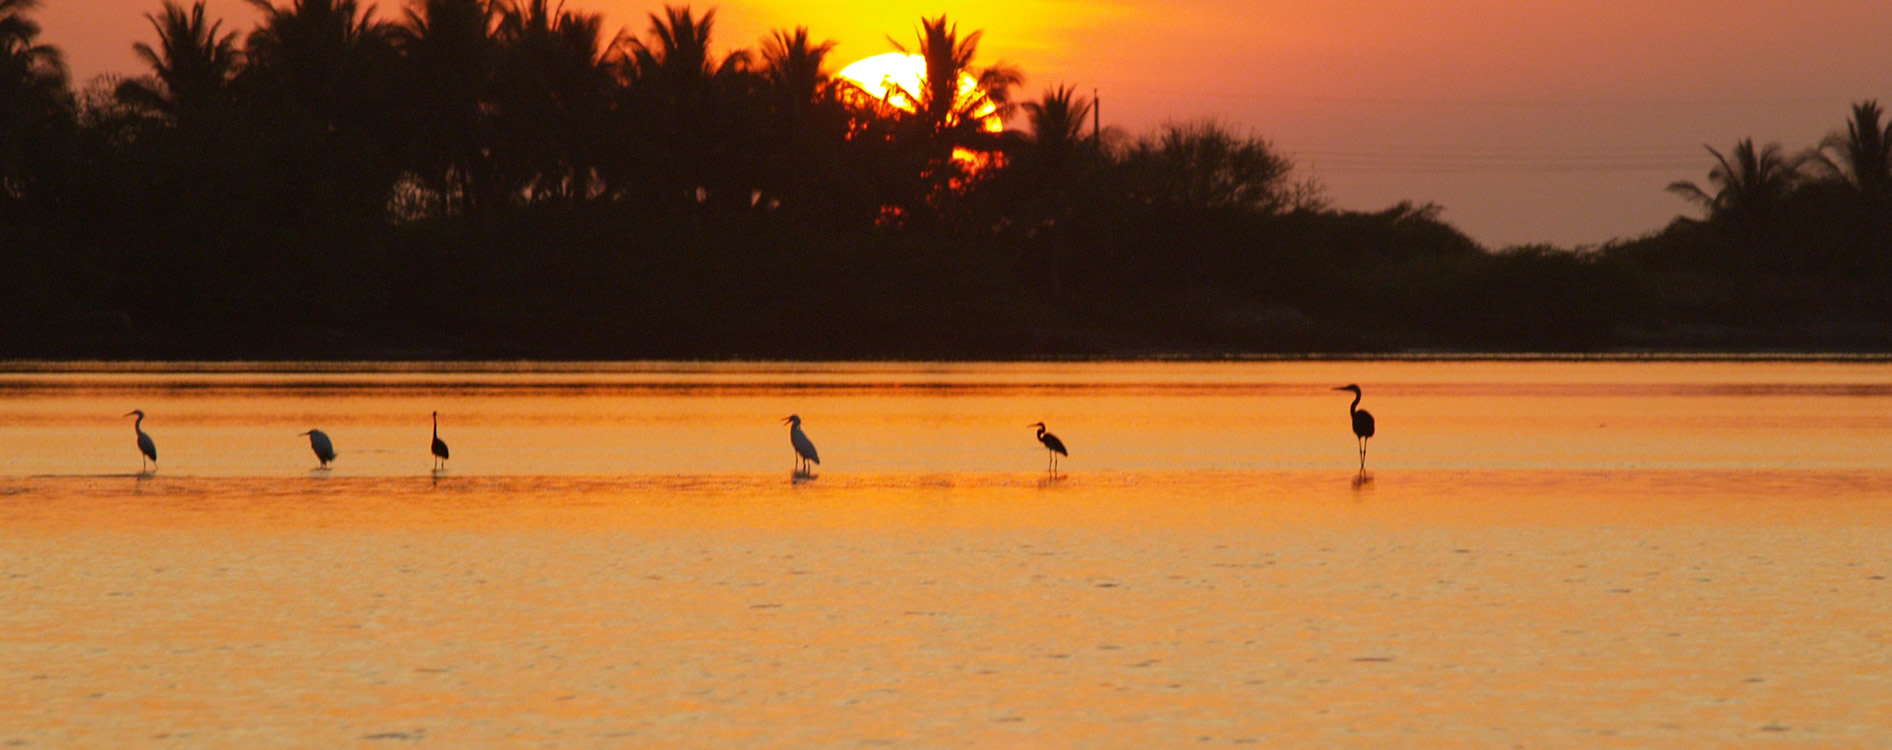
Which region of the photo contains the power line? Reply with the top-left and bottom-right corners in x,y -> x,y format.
1288,145 -> 1715,175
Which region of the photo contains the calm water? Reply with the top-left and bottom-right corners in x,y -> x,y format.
4,359 -> 1890,477
4,361 -> 1891,746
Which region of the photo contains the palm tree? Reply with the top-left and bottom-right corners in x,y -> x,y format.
241,0 -> 403,228
1813,101 -> 1892,272
115,1 -> 242,122
1021,84 -> 1093,168
625,5 -> 748,89
876,15 -> 1021,226
887,15 -> 1019,145
1817,101 -> 1892,198
493,0 -> 613,205
393,0 -> 499,216
1,0 -> 71,200
1667,139 -> 1808,271
617,5 -> 757,209
242,0 -> 395,129
758,27 -> 834,116
754,26 -> 852,215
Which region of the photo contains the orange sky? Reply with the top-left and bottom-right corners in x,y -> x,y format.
35,0 -> 1892,248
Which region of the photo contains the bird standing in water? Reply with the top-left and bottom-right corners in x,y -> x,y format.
301,429 -> 336,468
431,411 -> 450,470
783,415 -> 819,476
1334,384 -> 1376,471
1031,422 -> 1068,474
125,410 -> 157,473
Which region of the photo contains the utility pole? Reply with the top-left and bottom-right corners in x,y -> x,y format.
1092,88 -> 1101,146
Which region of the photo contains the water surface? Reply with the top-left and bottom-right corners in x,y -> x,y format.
3,361 -> 1889,747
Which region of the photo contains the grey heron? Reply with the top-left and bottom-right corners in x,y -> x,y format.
124,410 -> 157,473
1334,384 -> 1376,471
1030,422 -> 1068,474
301,429 -> 336,468
431,411 -> 450,470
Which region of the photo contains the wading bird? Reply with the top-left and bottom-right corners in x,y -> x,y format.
1334,384 -> 1376,471
784,415 -> 819,475
431,411 -> 450,470
1030,422 -> 1068,474
125,409 -> 157,473
301,429 -> 336,468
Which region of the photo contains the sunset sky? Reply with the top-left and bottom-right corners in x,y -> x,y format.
35,0 -> 1892,248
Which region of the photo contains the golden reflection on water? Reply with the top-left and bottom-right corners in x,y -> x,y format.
3,361 -> 1892,746
2,360 -> 1889,477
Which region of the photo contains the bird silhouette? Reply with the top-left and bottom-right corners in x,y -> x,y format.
124,409 -> 157,473
431,411 -> 450,470
783,415 -> 819,476
301,429 -> 336,468
1334,384 -> 1376,471
1030,422 -> 1068,474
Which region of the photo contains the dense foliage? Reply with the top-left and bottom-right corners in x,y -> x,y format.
3,0 -> 1890,357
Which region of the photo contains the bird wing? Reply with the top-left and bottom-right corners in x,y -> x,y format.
1356,410 -> 1376,439
433,438 -> 450,459
311,432 -> 335,460
138,433 -> 157,461
1043,433 -> 1068,456
791,430 -> 819,464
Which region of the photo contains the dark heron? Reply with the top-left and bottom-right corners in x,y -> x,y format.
784,414 -> 819,475
301,429 -> 336,468
431,411 -> 450,470
1333,384 -> 1376,471
124,409 -> 157,472
1031,422 -> 1068,474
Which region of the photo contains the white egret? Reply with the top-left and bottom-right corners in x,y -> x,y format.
431,411 -> 450,470
1334,384 -> 1376,471
783,415 -> 819,475
124,409 -> 157,473
301,429 -> 336,467
1030,422 -> 1068,474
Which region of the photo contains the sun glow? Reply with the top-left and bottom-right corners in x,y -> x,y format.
835,52 -> 1005,133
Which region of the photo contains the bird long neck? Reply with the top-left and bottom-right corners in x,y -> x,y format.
432,414 -> 438,439
133,413 -> 144,430
1036,426 -> 1047,440
1348,391 -> 1361,414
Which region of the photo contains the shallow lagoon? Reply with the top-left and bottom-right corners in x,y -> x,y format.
3,361 -> 1890,746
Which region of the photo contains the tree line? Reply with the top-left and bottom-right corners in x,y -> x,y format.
3,0 -> 1890,357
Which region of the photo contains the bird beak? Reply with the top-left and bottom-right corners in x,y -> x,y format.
1331,386 -> 1348,391
298,431 -> 311,436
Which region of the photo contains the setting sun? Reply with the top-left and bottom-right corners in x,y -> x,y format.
836,52 -> 1005,133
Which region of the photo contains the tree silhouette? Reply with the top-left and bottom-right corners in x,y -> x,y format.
758,27 -> 833,118
240,0 -> 402,223
1118,120 -> 1297,214
618,5 -> 758,209
888,15 -> 1019,144
1667,139 -> 1808,272
242,0 -> 394,129
755,26 -> 864,219
493,0 -> 612,206
394,0 -> 499,217
0,0 -> 70,203
115,1 -> 241,123
880,15 -> 1022,226
1022,84 -> 1093,160
1812,101 -> 1892,273
997,84 -> 1099,235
